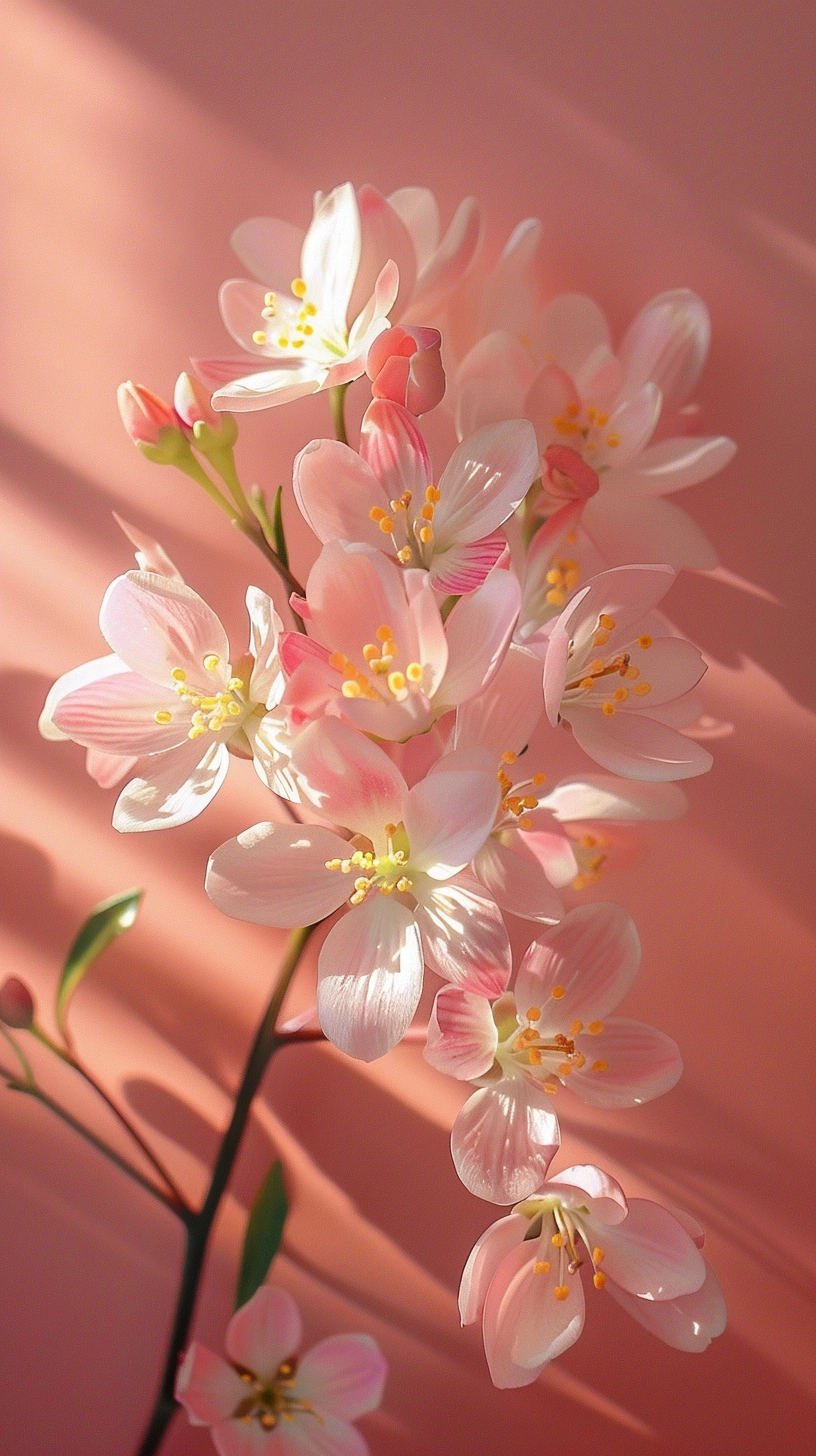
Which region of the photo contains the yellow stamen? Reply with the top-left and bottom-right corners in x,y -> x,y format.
203,653 -> 220,672
387,671 -> 406,696
501,751 -> 517,764
291,277 -> 308,298
534,1260 -> 551,1275
341,681 -> 362,698
378,516 -> 395,533
543,1080 -> 559,1094
613,687 -> 628,702
588,1021 -> 604,1035
252,330 -> 267,345
570,1021 -> 583,1036
376,625 -> 393,642
554,1285 -> 570,1300
638,634 -> 653,649
593,1271 -> 607,1289
633,682 -> 652,695
526,1007 -> 541,1021
602,701 -> 616,716
425,485 -> 441,503
606,433 -> 620,448
593,1246 -> 605,1263
419,525 -> 433,544
591,1059 -> 608,1073
599,614 -> 616,630
405,662 -> 423,683
551,1232 -> 564,1247
551,985 -> 565,999
154,710 -> 172,724
171,668 -> 186,682
397,546 -> 413,563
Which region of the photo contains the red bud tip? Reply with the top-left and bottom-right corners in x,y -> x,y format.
0,977 -> 35,1029
173,372 -> 220,430
117,381 -> 180,446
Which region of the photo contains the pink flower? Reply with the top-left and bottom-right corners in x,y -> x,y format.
451,290 -> 736,569
117,380 -> 184,456
366,325 -> 446,414
206,717 -> 511,1060
459,1164 -> 724,1387
196,183 -> 482,412
425,903 -> 682,1202
280,542 -> 521,740
40,573 -> 292,831
543,564 -> 714,780
176,1284 -> 387,1456
293,405 -> 538,595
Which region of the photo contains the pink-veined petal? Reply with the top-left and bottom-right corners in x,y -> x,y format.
473,837 -> 566,923
569,708 -> 714,781
39,654 -> 130,741
226,1286 -> 303,1383
459,1213 -> 527,1326
414,872 -> 511,995
317,895 -> 423,1061
515,903 -> 641,1028
455,642 -> 544,759
85,748 -> 138,788
206,823 -> 350,928
453,331 -> 537,440
531,294 -> 611,377
387,187 -> 440,272
607,435 -> 736,497
452,1083 -> 560,1204
175,1343 -> 246,1425
483,1243 -> 583,1386
290,718 -> 405,846
306,544 -> 428,680
100,572 -> 230,690
296,1335 -> 386,1420
553,564 -> 676,653
607,1262 -> 726,1351
618,289 -> 710,406
403,196 -> 483,323
569,1018 -> 683,1108
113,738 -> 229,832
230,215 -> 305,287
424,985 -> 498,1080
51,671 -> 191,755
404,764 -> 499,878
436,570 -> 520,709
582,491 -> 719,570
543,774 -> 688,822
359,398 -> 431,504
434,419 -> 539,546
546,1163 -> 628,1221
193,355 -> 279,389
428,532 -> 507,595
590,1198 -> 706,1300
302,183 -> 361,335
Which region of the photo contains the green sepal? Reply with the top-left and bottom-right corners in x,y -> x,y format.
272,486 -> 289,568
55,889 -> 143,1036
234,1158 -> 289,1311
137,427 -> 190,466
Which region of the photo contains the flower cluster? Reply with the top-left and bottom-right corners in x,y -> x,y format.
42,179 -> 731,1413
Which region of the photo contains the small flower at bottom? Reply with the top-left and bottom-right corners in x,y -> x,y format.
176,1284 -> 387,1455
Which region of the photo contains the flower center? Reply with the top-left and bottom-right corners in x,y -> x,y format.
497,995 -> 608,1094
550,400 -> 620,461
154,654 -> 251,740
369,481 -> 441,567
513,1197 -> 609,1297
252,277 -> 347,358
230,1357 -> 320,1431
329,624 -> 427,704
325,822 -> 414,906
495,750 -> 547,832
563,617 -> 653,716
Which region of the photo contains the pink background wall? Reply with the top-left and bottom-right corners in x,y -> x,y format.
1,1 -> 814,1451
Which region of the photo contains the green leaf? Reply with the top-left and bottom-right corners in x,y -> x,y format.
235,1158 -> 288,1310
272,485 -> 289,568
56,889 -> 143,1036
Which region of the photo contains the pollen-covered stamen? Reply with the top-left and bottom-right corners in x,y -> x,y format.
494,758 -> 548,831
544,557 -> 580,607
571,830 -> 611,890
229,1355 -> 321,1430
158,657 -> 249,739
550,400 -> 620,460
326,827 -> 414,905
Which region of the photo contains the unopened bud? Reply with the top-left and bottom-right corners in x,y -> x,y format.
175,372 -> 238,452
542,445 -> 600,506
117,381 -> 180,446
0,977 -> 35,1029
366,326 -> 445,415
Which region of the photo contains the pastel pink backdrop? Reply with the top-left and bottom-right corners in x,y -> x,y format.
1,1 -> 814,1451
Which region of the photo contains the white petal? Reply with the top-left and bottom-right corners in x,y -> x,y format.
113,739 -> 229,832
452,1083 -> 560,1203
230,216 -> 305,287
302,182 -> 361,333
608,435 -> 737,496
404,766 -> 499,878
317,896 -> 424,1061
570,708 -> 714,780
618,289 -> 711,406
100,572 -> 230,690
515,902 -> 641,1026
543,774 -> 688,822
434,419 -> 539,545
437,570 -> 520,709
414,872 -> 511,996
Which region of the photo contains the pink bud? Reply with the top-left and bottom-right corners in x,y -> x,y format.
366,326 -> 446,415
0,977 -> 35,1029
542,445 -> 600,506
117,381 -> 180,446
173,372 -> 220,431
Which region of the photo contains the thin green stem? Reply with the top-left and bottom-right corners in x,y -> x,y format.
134,924 -> 317,1456
1,1025 -> 34,1085
207,446 -> 255,521
174,453 -> 242,525
329,381 -> 350,445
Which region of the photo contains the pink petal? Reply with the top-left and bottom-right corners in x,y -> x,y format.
175,1342 -> 246,1425
429,532 -> 507,595
226,1286 -> 303,1382
607,1262 -> 726,1351
434,419 -> 539,546
473,837 -> 565,923
85,748 -> 137,788
219,278 -> 276,354
113,739 -> 229,832
193,355 -> 275,389
424,986 -> 498,1080
317,895 -> 424,1061
293,440 -> 386,550
453,331 -> 537,440
618,289 -> 711,407
568,1017 -> 683,1108
570,707 -> 714,781
387,187 -> 440,272
206,823 -> 351,928
39,654 -> 130,741
349,184 -> 416,325
582,491 -> 719,570
595,383 -> 661,470
531,294 -> 611,378
230,216 -> 305,288
403,196 -> 483,322
404,764 -> 499,878
543,774 -> 688,822
546,1164 -> 628,1221
515,903 -> 641,1028
290,718 -> 405,846
51,670 -> 191,755
593,1199 -> 706,1300
113,514 -> 184,580
483,1242 -> 583,1386
100,572 -> 230,690
253,1414 -> 370,1456
452,1083 -> 560,1203
608,435 -> 736,496
296,1334 -> 386,1420
414,872 -> 511,996
359,398 -> 431,504
552,563 -> 675,653
213,364 -> 327,413
475,218 -> 543,342
209,1422 -> 274,1455
612,636 -> 707,708
523,363 -> 580,449
455,643 -> 545,759
436,570 -> 520,709
459,1213 -> 527,1325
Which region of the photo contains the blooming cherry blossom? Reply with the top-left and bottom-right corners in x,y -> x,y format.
206,718 -> 511,1060
426,904 -> 682,1202
459,1164 -> 721,1387
176,1283 -> 387,1455
40,572 -> 292,830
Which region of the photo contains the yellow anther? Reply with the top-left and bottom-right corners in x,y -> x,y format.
588,1021 -> 604,1035
626,664 -> 640,679
592,1246 -> 605,1264
264,291 -> 277,307
350,851 -> 365,866
329,653 -> 347,672
638,634 -> 653,649
252,330 -> 267,345
596,412 -> 609,427
573,1051 -> 586,1068
171,668 -> 187,682
387,671 -> 406,696
592,1059 -> 608,1073
599,614 -> 616,630
558,1062 -> 573,1077
546,569 -> 562,585
384,823 -> 397,835
188,725 -> 207,739
528,1048 -> 542,1065
277,336 -> 290,348
602,701 -> 616,716
395,876 -> 413,892
405,662 -> 423,683
154,710 -> 173,724
228,677 -> 244,691
419,525 -> 433,544
633,682 -> 652,695
532,772 -> 546,785
570,1020 -> 583,1036
518,816 -> 533,830
546,589 -> 566,605
227,702 -> 242,716
261,307 -> 276,319
420,502 -> 435,521
376,625 -> 393,642
369,506 -> 387,522
551,985 -> 565,1000
501,751 -> 517,764
586,406 -> 596,423
543,1080 -> 559,1094
606,433 -> 620,448
522,796 -> 538,809
304,301 -> 317,316
340,860 -> 352,873
203,654 -> 220,672
593,630 -> 610,647
593,1271 -> 607,1289
378,516 -> 395,533
349,890 -> 367,905
325,859 -> 342,870
302,324 -> 314,335
425,484 -> 441,503
371,658 -> 392,674
551,1232 -> 564,1247
291,277 -> 308,298
397,546 -> 413,563
566,402 -> 580,417
363,643 -> 380,662
526,1006 -> 541,1021
613,687 -> 628,702
342,681 -> 362,698
353,876 -> 370,891
554,1285 -> 570,1301
566,529 -> 577,544
534,1260 -> 551,1275
580,675 -> 597,690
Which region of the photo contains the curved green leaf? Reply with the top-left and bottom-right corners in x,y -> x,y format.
235,1159 -> 288,1311
56,888 -> 143,1035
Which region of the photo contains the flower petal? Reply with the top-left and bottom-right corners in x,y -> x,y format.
569,707 -> 714,780
582,491 -> 719,570
542,774 -> 688,822
206,822 -> 350,928
302,182 -> 361,334
452,1083 -> 560,1204
349,184 -> 416,324
226,1286 -> 303,1382
596,383 -> 661,469
455,643 -> 545,760
569,1018 -> 683,1108
531,294 -> 611,378
424,986 -> 498,1080
515,903 -> 641,1027
473,836 -> 566,923
387,187 -> 440,272
113,739 -> 229,832
254,1414 -> 370,1456
296,1334 -> 386,1420
230,215 -> 305,287
40,654 -> 130,741
175,1343 -> 247,1425
483,1242 -> 583,1386
100,572 -> 230,690
246,588 -> 285,708
453,331 -> 537,439
291,718 -> 405,846
404,764 -> 499,878
436,569 -> 520,710
618,289 -> 710,406
608,436 -> 737,496
414,872 -> 511,995
213,364 -> 327,412
359,398 -> 431,505
546,1163 -> 628,1220
428,532 -> 508,595
85,748 -> 138,788
403,195 -> 483,322
434,419 -> 539,546
317,895 -> 424,1061
592,1198 -> 706,1300
606,1262 -> 726,1350
51,670 -> 191,755
523,363 -> 580,449
219,278 -> 276,354
459,1213 -> 527,1325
